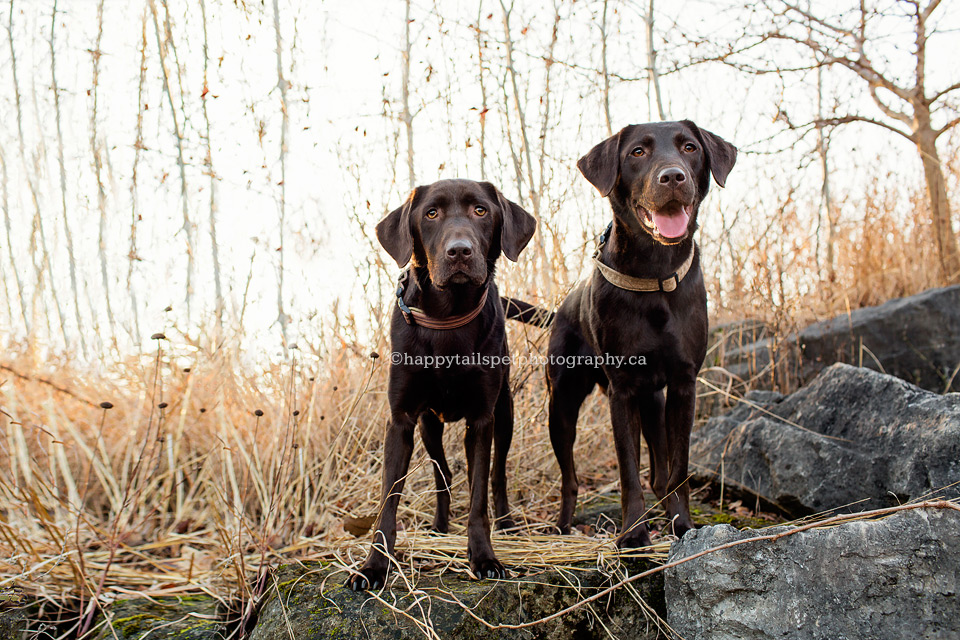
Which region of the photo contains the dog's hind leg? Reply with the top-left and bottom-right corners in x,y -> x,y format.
547,364 -> 596,534
491,384 -> 514,531
418,411 -> 452,533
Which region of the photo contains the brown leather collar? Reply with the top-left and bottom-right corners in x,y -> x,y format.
592,222 -> 696,293
396,270 -> 489,329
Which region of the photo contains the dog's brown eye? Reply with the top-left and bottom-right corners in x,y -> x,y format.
684,143 -> 697,152
425,208 -> 438,219
631,147 -> 644,157
474,206 -> 487,217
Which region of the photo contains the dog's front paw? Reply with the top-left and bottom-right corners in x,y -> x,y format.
346,566 -> 387,592
470,556 -> 507,580
616,526 -> 652,549
670,518 -> 695,540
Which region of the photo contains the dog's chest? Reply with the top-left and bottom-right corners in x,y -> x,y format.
591,295 -> 677,351
420,367 -> 491,422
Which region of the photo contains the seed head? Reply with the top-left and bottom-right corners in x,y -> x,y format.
151,332 -> 166,341
254,409 -> 264,417
99,401 -> 114,410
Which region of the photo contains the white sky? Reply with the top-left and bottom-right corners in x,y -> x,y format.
0,0 -> 957,362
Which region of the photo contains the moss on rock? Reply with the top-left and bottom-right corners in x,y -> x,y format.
250,559 -> 666,640
94,596 -> 225,640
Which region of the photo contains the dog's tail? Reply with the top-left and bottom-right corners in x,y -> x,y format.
500,297 -> 555,328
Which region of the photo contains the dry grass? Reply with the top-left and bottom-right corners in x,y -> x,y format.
1,154 -> 958,636
0,320 -> 628,631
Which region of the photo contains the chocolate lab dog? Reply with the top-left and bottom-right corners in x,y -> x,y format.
543,121 -> 736,547
347,179 -> 536,591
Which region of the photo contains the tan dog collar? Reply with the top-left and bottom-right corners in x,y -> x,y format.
591,222 -> 696,292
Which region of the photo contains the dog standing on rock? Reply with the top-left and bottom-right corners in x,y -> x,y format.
348,179 -> 536,591
518,121 -> 737,548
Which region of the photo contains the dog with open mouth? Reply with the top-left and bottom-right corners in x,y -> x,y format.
541,120 -> 736,548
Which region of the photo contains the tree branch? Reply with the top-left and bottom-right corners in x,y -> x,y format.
814,115 -> 914,142
931,81 -> 960,104
766,32 -> 912,103
921,0 -> 943,21
936,116 -> 960,139
868,85 -> 912,125
777,0 -> 853,37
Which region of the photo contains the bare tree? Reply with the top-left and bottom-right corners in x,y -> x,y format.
499,0 -> 552,292
91,0 -> 117,344
0,148 -> 28,333
599,0 -> 613,135
724,0 -> 960,283
201,0 -> 224,336
272,0 -> 290,352
8,0 -> 66,343
644,0 -> 666,120
50,0 -> 86,354
474,2 -> 489,179
149,0 -> 196,323
401,0 -> 416,190
127,6 -> 149,343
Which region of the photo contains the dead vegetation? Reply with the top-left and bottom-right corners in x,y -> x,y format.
1,149 -> 955,634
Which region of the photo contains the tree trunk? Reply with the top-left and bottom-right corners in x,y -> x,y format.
401,0 -> 415,190
915,121 -> 960,283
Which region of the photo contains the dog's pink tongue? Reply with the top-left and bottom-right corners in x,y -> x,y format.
651,207 -> 690,238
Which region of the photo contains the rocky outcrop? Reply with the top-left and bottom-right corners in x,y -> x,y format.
699,320 -> 774,418
713,285 -> 960,394
250,560 -> 666,640
94,597 -> 226,640
690,363 -> 960,516
665,506 -> 960,640
798,285 -> 960,392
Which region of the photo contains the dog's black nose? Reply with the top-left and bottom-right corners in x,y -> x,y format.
658,167 -> 686,185
446,239 -> 474,259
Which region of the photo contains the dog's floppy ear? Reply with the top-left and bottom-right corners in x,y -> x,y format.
483,182 -> 537,262
577,127 -> 627,197
684,120 -> 737,188
376,188 -> 420,267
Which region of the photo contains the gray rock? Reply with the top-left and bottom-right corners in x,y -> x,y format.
713,286 -> 960,393
707,320 -> 772,366
250,560 -> 666,640
798,285 -> 960,393
699,321 -> 777,418
690,363 -> 960,516
94,597 -> 225,640
665,506 -> 960,640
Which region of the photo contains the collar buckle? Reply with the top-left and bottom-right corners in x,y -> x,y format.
396,270 -> 415,325
660,272 -> 680,292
